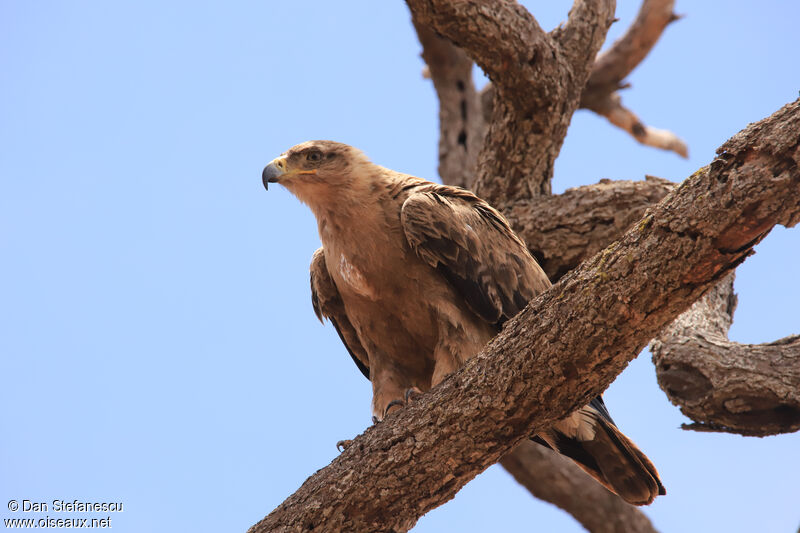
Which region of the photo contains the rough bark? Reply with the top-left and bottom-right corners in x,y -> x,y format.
651,274 -> 800,436
411,19 -> 483,189
250,100 -> 800,533
580,0 -> 687,157
500,442 -> 658,533
506,176 -> 674,281
406,0 -> 616,203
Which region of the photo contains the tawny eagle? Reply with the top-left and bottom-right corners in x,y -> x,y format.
262,140 -> 665,505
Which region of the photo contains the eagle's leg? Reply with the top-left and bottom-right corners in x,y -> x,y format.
371,388 -> 424,424
370,364 -> 412,422
430,343 -> 460,387
336,439 -> 354,451
431,318 -> 491,387
431,319 -> 484,388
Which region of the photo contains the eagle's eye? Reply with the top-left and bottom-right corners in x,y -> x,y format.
306,151 -> 322,162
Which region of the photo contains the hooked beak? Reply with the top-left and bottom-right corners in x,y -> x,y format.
262,157 -> 288,191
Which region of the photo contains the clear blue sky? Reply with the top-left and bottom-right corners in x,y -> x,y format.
2,2 -> 798,532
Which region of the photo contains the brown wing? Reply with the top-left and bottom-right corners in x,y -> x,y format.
310,248 -> 370,379
400,185 -> 551,325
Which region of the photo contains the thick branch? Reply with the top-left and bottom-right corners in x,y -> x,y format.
251,100 -> 800,533
651,274 -> 800,436
500,442 -> 658,533
506,176 -> 675,280
411,19 -> 483,189
407,0 -> 615,202
405,0 -> 545,94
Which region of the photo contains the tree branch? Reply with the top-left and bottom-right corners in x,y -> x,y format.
404,0 -> 546,95
580,0 -> 687,157
411,18 -> 483,189
651,274 -> 800,436
589,0 -> 678,89
505,175 -> 675,280
500,442 -> 659,533
250,100 -> 800,533
582,92 -> 688,157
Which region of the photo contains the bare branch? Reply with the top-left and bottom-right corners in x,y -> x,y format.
500,442 -> 659,533
651,274 -> 800,436
580,0 -> 687,156
250,100 -> 800,533
603,96 -> 687,156
471,1 -> 686,158
506,176 -> 675,280
411,18 -> 483,189
583,92 -> 688,157
590,0 -> 678,89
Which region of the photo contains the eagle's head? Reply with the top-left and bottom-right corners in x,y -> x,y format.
262,141 -> 371,194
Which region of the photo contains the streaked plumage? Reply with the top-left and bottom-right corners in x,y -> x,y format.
263,140 -> 665,505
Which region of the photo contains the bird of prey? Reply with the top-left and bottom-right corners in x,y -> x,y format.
262,140 -> 666,505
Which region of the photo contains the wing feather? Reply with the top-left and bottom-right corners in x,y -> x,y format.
401,185 -> 551,325
310,248 -> 370,379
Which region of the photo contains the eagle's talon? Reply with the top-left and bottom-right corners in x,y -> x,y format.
404,387 -> 423,403
336,439 -> 353,452
384,399 -> 405,417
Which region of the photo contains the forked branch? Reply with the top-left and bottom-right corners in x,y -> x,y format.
500,442 -> 658,533
408,0 -> 615,202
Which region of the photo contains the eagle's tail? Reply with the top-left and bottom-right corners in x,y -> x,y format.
534,397 -> 666,506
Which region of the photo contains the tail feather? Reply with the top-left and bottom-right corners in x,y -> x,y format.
583,417 -> 665,505
536,397 -> 666,506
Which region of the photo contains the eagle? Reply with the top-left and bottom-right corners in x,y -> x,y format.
262,140 -> 665,505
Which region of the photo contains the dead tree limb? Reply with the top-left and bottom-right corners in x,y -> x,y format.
588,0 -> 678,87
250,99 -> 800,533
500,442 -> 658,533
651,274 -> 800,436
580,0 -> 687,157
